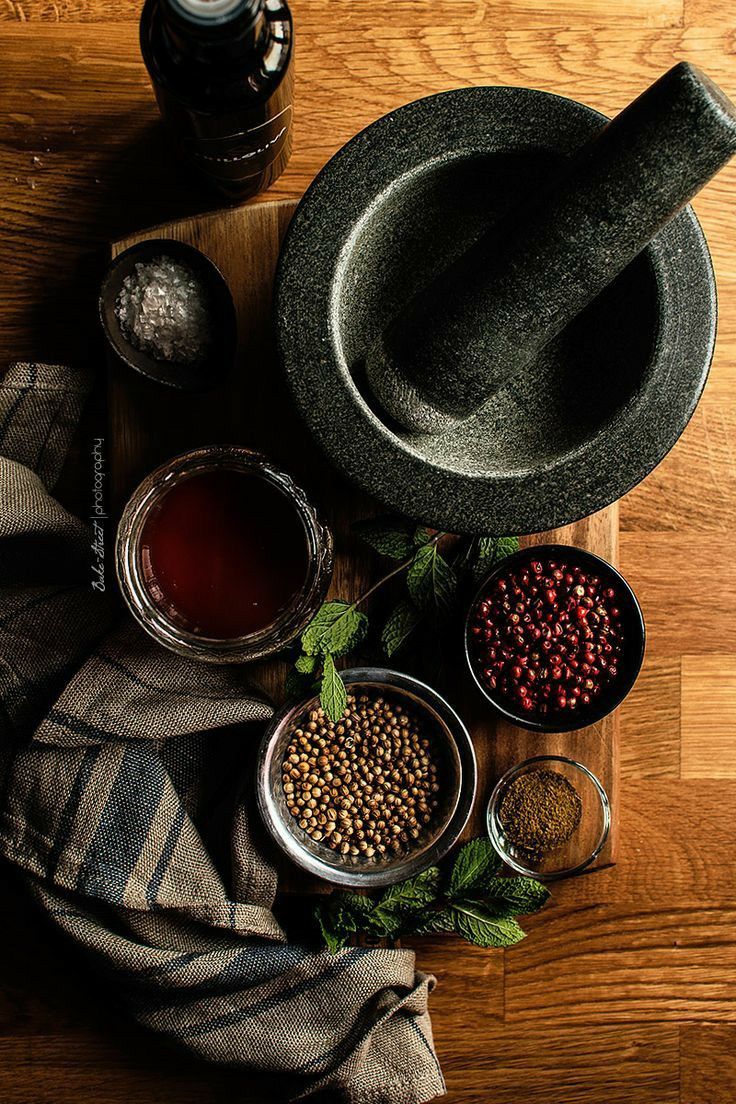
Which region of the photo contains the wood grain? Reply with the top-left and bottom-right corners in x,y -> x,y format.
680,1025 -> 736,1104
0,1036 -> 271,1104
620,534 -> 736,657
681,655 -> 736,778
505,904 -> 736,1023
497,0 -> 683,25
551,780 -> 736,907
2,0 -> 736,1100
0,0 -> 685,26
437,1024 -> 680,1103
110,201 -> 619,893
619,658 -> 680,778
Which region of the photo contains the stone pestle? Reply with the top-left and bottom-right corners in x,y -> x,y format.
365,62 -> 736,436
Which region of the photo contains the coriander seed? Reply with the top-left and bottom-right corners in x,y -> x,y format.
281,692 -> 442,862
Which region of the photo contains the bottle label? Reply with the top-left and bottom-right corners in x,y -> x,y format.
183,104 -> 293,183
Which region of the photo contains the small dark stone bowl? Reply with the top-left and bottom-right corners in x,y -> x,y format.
276,86 -> 717,534
464,544 -> 645,733
99,238 -> 237,392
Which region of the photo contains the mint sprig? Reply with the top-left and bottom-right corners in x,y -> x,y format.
286,515 -> 518,720
366,868 -> 441,937
381,597 -> 421,658
314,838 -> 550,951
301,600 -> 368,659
352,517 -> 417,560
448,836 -> 503,897
407,543 -> 457,616
464,535 -> 520,586
450,902 -> 526,948
291,600 -> 368,722
319,652 -> 347,721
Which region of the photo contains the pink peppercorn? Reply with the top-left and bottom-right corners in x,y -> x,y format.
469,554 -> 626,719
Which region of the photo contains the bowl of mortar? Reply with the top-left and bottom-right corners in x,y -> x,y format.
275,77 -> 722,534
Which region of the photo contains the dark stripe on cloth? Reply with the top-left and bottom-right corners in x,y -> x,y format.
294,985 -> 410,1076
179,950 -> 372,1039
0,363 -> 37,444
79,744 -> 167,903
47,708 -> 124,744
98,652 -> 259,704
146,803 -> 186,906
0,585 -> 78,629
128,944 -> 308,1011
409,1018 -> 444,1085
46,745 -> 101,877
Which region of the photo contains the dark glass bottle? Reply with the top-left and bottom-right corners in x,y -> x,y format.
140,0 -> 293,200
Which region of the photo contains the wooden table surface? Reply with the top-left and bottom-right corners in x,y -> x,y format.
1,1 -> 736,1102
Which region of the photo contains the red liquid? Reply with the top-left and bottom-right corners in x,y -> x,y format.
140,468 -> 309,639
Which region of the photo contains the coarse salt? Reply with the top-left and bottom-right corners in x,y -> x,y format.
115,255 -> 213,365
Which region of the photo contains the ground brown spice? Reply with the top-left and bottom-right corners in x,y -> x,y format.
499,768 -> 582,854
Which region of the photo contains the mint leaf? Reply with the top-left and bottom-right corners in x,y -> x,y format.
381,598 -> 421,658
368,868 -> 441,937
482,877 -> 550,916
301,601 -> 368,658
413,526 -> 433,548
284,668 -> 313,701
320,652 -> 347,722
409,908 -> 455,936
295,653 -> 318,674
354,516 -> 415,560
407,544 -> 457,617
451,902 -> 527,948
448,838 -> 502,899
315,891 -> 375,952
468,535 -> 520,585
312,843 -> 547,950
316,913 -> 350,953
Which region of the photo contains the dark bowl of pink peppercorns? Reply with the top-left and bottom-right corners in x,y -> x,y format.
465,545 -> 645,733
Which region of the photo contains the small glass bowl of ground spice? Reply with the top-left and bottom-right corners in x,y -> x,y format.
99,239 -> 237,391
487,755 -> 610,879
257,668 -> 477,888
465,544 -> 645,732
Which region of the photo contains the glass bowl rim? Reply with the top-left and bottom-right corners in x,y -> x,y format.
115,444 -> 333,663
486,753 -> 611,881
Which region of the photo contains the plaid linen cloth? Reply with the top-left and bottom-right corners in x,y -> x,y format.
0,362 -> 445,1104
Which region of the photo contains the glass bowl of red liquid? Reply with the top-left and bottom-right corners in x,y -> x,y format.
116,446 -> 333,663
464,545 -> 645,733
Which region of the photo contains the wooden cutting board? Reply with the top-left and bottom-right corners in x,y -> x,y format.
108,198 -> 619,896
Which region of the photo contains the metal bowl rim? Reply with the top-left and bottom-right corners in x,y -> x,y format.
256,666 -> 478,888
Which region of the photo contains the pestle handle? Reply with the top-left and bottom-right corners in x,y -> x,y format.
366,62 -> 736,435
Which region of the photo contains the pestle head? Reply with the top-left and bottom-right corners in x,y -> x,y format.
366,62 -> 736,436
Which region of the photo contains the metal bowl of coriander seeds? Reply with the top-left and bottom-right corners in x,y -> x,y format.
256,668 -> 477,888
